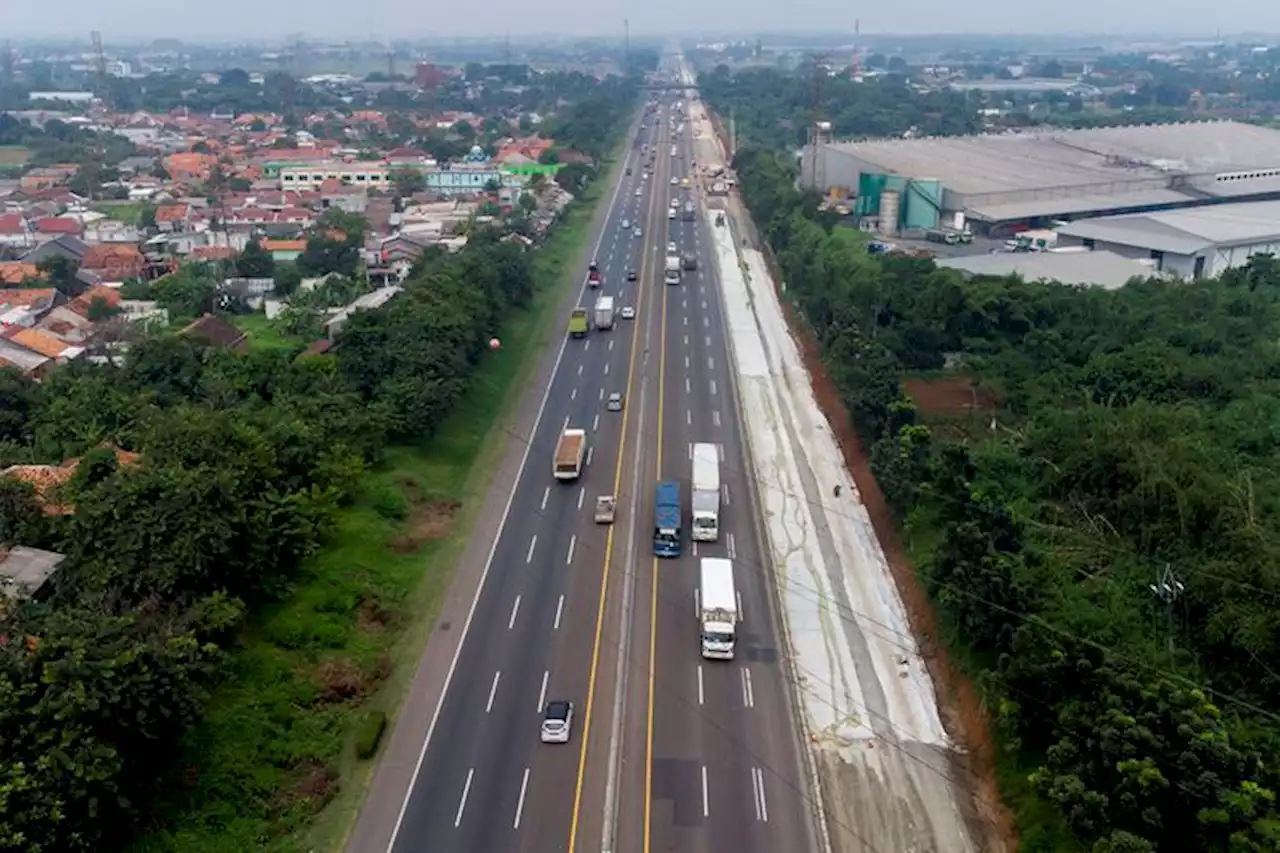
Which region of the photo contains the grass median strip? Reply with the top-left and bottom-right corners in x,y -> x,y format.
129,162 -> 618,853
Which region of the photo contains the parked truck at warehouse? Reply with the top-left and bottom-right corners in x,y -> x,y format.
691,442 -> 720,541
554,429 -> 586,480
664,255 -> 680,285
697,558 -> 738,659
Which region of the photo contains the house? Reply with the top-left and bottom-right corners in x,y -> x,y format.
4,327 -> 81,362
21,234 -> 87,266
0,287 -> 58,328
325,285 -> 402,340
262,238 -> 305,262
3,445 -> 141,516
380,233 -> 432,267
0,214 -> 33,250
0,546 -> 67,604
181,314 -> 249,351
34,217 -> 83,240
164,152 -> 219,182
80,243 -> 146,283
221,277 -> 274,309
154,203 -> 195,232
0,262 -> 39,286
35,286 -> 122,343
0,338 -> 53,378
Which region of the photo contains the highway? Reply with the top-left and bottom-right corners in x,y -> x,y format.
371,61 -> 818,853
610,74 -> 818,853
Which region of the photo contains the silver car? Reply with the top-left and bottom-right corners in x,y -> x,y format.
541,700 -> 573,744
607,392 -> 624,411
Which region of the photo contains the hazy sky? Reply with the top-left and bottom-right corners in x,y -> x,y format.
7,0 -> 1279,42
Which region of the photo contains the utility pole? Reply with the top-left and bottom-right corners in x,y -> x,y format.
1150,564 -> 1185,654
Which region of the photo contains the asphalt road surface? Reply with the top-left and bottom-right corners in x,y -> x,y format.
363,65 -> 818,853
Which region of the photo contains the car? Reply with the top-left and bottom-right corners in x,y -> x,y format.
666,241 -> 677,254
633,226 -> 642,237
541,700 -> 573,744
621,219 -> 630,229
607,392 -> 624,411
620,306 -> 636,320
670,176 -> 679,185
626,270 -> 637,281
635,188 -> 642,197
626,167 -> 632,175
594,495 -> 616,524
667,208 -> 676,220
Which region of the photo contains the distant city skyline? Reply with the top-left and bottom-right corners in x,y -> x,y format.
6,0 -> 1280,44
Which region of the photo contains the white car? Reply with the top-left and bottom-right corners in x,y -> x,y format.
633,226 -> 642,237
541,700 -> 573,744
635,188 -> 642,197
667,208 -> 676,220
621,219 -> 630,230
620,305 -> 636,319
670,176 -> 679,186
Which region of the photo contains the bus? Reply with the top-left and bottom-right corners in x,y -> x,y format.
653,480 -> 682,557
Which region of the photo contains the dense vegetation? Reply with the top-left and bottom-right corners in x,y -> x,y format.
0,231 -> 536,852
710,66 -> 1280,850
698,62 -> 980,150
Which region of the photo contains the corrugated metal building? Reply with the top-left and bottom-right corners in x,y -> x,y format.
801,120 -> 1280,237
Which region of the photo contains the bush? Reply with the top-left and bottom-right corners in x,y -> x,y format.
353,709 -> 388,760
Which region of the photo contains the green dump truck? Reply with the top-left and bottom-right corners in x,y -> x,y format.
568,308 -> 589,338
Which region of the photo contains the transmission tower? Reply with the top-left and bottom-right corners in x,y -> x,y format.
623,18 -> 630,76
1,41 -> 15,87
90,30 -> 110,107
503,30 -> 512,65
806,54 -> 829,189
1150,564 -> 1185,654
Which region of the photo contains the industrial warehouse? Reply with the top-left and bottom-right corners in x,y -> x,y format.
801,120 -> 1280,238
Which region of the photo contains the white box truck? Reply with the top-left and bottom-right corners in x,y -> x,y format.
664,255 -> 680,285
594,295 -> 615,330
691,442 -> 720,542
697,558 -> 738,659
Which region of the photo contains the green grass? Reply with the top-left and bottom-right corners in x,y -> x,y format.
128,151 -> 619,853
93,201 -> 147,226
0,146 -> 31,166
234,312 -> 304,353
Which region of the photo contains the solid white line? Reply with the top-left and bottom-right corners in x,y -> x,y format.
486,671 -> 501,713
526,535 -> 537,564
742,667 -> 755,708
566,534 -> 577,565
578,486 -> 586,510
454,768 -> 474,827
537,670 -> 549,711
508,595 -> 521,630
697,665 -> 704,705
554,594 -> 564,630
541,486 -> 550,511
513,767 -> 531,829
701,765 -> 709,817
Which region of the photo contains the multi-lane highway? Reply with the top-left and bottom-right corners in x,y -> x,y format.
367,58 -> 817,853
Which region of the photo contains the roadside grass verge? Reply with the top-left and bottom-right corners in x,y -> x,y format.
128,157 -> 618,853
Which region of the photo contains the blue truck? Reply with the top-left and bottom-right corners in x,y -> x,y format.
653,480 -> 682,557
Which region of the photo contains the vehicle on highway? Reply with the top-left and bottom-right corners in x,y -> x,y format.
540,700 -> 573,744
715,211 -> 726,226
691,442 -> 720,541
567,308 -> 589,338
594,495 -> 616,524
606,391 -> 624,411
667,208 -> 676,220
681,201 -> 695,222
633,226 -> 642,237
620,305 -> 635,320
626,269 -> 637,281
626,167 -> 632,175
554,428 -> 586,480
587,260 -> 601,288
653,480 -> 682,557
670,176 -> 679,185
682,254 -> 697,271
698,558 -> 738,659
621,218 -> 630,229
664,254 -> 681,285
594,295 -> 615,330
670,145 -> 678,157
635,188 -> 642,197
666,241 -> 677,254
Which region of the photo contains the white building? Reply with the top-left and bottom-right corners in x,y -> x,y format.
1054,200 -> 1280,279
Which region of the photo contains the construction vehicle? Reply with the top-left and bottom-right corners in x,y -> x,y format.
554,429 -> 586,480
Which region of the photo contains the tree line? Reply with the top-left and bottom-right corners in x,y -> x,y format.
727,144 -> 1280,851
0,229 -> 535,852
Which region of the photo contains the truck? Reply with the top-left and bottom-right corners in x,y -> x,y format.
568,308 -> 589,338
653,480 -> 682,557
594,295 -> 615,330
681,201 -> 695,221
664,255 -> 681,285
690,442 -> 720,542
554,429 -> 586,481
697,558 -> 738,659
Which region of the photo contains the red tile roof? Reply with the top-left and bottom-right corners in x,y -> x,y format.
35,217 -> 82,235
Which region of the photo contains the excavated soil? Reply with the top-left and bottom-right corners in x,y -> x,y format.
763,249 -> 1018,853
903,376 -> 999,416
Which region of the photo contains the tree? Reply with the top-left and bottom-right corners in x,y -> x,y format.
273,262 -> 303,297
219,68 -> 251,88
236,239 -> 275,279
35,255 -> 83,298
393,167 -> 426,197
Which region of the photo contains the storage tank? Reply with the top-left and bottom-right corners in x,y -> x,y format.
878,190 -> 900,236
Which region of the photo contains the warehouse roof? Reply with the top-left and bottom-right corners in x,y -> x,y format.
1055,200 -> 1280,255
827,120 -> 1280,197
938,250 -> 1159,290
